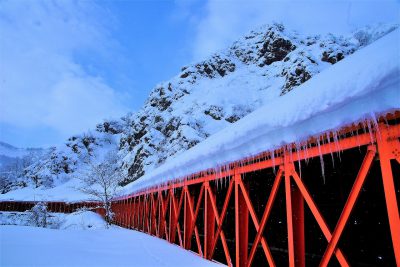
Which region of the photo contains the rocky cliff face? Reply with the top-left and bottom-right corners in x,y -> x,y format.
6,23 -> 397,191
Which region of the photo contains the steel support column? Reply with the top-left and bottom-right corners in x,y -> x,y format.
377,124 -> 400,266
235,172 -> 249,267
292,171 -> 305,267
204,181 -> 215,259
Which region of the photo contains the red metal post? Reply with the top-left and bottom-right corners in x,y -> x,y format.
184,186 -> 193,249
235,172 -> 248,267
292,171 -> 305,267
150,194 -> 156,234
290,168 -> 349,266
157,193 -> 162,236
204,181 -> 215,259
284,156 -> 295,267
376,124 -> 400,266
169,189 -> 177,243
142,197 -> 146,231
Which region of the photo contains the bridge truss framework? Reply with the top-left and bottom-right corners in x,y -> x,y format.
111,115 -> 400,267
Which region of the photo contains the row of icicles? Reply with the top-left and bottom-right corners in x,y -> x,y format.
134,113 -> 388,197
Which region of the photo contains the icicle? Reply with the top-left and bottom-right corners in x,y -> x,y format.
295,142 -> 302,178
361,120 -> 368,134
327,133 -> 335,168
303,144 -> 309,165
366,119 -> 374,144
383,115 -> 389,126
370,112 -> 381,141
307,142 -> 312,164
354,127 -> 361,150
289,145 -> 293,163
271,151 -> 276,172
317,137 -> 326,184
333,131 -> 342,162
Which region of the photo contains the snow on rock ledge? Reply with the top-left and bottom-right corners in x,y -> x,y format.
123,28 -> 400,195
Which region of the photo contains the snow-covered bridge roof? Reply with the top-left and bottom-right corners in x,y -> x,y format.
123,29 -> 400,195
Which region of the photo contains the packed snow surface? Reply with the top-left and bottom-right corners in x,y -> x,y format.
1,223 -> 220,267
123,28 -> 400,195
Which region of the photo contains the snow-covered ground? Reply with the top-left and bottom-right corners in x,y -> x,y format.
0,211 -> 107,230
0,178 -> 94,202
0,212 -> 221,267
122,27 -> 400,195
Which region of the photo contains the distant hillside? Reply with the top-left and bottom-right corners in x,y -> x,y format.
0,142 -> 46,193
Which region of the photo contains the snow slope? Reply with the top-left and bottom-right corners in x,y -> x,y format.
0,225 -> 221,267
122,28 -> 400,194
0,178 -> 93,201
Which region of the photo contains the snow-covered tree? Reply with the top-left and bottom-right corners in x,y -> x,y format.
28,202 -> 49,227
78,150 -> 124,227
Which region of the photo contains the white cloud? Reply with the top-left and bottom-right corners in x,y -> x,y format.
192,0 -> 400,60
43,74 -> 127,135
0,0 -> 128,142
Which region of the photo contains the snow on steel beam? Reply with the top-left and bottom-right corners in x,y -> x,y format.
117,118 -> 400,199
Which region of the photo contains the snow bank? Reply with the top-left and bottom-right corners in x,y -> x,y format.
0,211 -> 35,227
59,211 -> 107,230
0,211 -> 107,230
123,28 -> 400,194
0,225 -> 221,267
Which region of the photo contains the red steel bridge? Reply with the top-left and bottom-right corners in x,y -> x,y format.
1,112 -> 399,266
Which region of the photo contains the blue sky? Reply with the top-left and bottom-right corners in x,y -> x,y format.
0,0 -> 399,148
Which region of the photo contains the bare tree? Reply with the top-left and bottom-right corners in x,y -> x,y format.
77,150 -> 124,227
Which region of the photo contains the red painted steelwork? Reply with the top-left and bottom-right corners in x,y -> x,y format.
1,113 -> 399,267
109,116 -> 399,266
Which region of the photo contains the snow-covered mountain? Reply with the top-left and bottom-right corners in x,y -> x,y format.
118,23 -> 397,184
0,142 -> 45,170
1,23 -> 397,197
0,143 -> 26,171
0,142 -> 46,193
